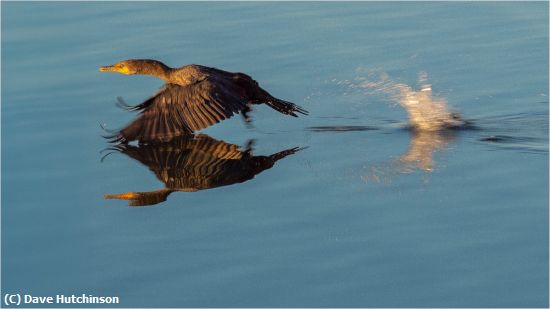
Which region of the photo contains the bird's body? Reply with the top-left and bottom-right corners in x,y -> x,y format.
99,59 -> 308,143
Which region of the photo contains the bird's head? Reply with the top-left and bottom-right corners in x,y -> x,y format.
99,60 -> 142,75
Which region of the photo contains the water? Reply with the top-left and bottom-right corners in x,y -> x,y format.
2,2 -> 548,307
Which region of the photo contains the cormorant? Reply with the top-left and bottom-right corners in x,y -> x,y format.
99,59 -> 308,143
103,134 -> 304,206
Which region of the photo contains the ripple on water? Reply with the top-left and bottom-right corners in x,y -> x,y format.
307,125 -> 378,132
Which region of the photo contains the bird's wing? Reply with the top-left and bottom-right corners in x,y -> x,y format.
113,78 -> 248,143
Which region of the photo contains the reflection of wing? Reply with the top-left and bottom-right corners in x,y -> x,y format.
121,134 -> 255,189
111,77 -> 249,143
104,134 -> 304,206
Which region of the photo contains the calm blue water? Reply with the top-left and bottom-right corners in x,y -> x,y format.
2,2 -> 548,308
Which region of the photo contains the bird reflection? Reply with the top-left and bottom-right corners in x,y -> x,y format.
104,134 -> 304,206
363,129 -> 457,183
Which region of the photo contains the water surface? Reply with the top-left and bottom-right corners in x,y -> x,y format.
2,2 -> 548,307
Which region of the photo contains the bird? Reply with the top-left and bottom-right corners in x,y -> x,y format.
103,134 -> 304,206
99,59 -> 308,143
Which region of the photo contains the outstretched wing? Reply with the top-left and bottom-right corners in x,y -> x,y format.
111,78 -> 249,143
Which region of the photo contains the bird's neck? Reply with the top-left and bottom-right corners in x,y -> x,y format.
138,61 -> 173,82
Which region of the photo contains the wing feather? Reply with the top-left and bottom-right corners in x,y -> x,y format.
207,99 -> 227,119
180,99 -> 199,132
197,101 -> 217,125
114,77 -> 249,143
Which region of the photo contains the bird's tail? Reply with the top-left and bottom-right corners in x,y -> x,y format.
265,97 -> 308,117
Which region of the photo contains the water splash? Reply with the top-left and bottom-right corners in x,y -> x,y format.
355,71 -> 465,130
344,71 -> 464,182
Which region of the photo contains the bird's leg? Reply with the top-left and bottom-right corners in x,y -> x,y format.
241,104 -> 254,128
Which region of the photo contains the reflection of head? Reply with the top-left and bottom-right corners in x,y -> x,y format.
104,134 -> 304,206
104,189 -> 173,207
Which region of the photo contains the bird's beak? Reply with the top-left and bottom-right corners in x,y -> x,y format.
99,65 -> 116,72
